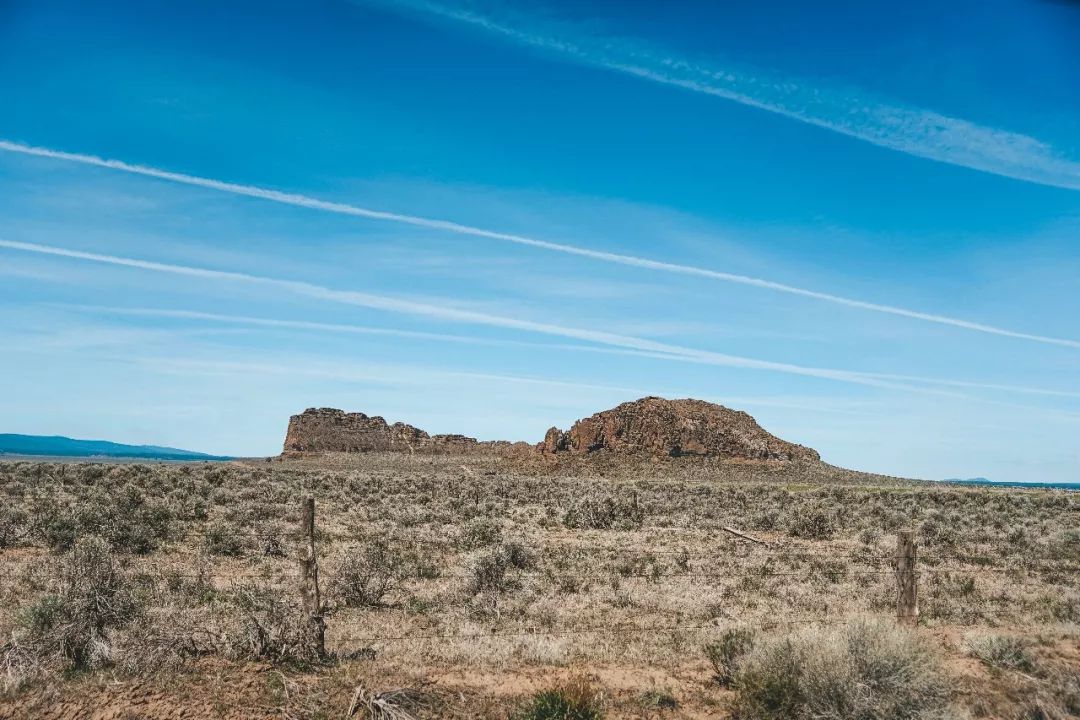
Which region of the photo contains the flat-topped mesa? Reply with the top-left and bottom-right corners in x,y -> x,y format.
539,397 -> 819,462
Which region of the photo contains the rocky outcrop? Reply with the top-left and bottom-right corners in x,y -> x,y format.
539,397 -> 819,462
283,408 -> 427,453
282,408 -> 527,455
282,398 -> 819,463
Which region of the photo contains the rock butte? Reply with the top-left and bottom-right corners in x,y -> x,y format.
282,397 -> 819,462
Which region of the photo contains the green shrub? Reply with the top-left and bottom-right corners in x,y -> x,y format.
226,583 -> 320,664
465,541 -> 533,598
29,487 -> 172,554
466,548 -> 511,597
705,627 -> 756,687
332,540 -> 406,607
734,620 -> 949,720
0,506 -> 29,548
517,678 -> 603,720
638,689 -> 678,710
563,494 -> 644,530
785,503 -> 838,540
94,486 -> 173,554
201,520 -> 249,557
19,536 -> 142,670
457,518 -> 503,549
500,540 -> 534,570
920,513 -> 959,549
967,634 -> 1036,673
28,494 -> 83,551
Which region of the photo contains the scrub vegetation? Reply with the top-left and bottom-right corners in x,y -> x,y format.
0,455 -> 1076,718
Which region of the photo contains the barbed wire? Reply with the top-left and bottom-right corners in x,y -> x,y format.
24,519 -> 1073,563
19,544 -> 1076,580
326,615 -> 864,645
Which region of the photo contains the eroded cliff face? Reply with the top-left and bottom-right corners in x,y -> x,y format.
282,408 -> 522,455
282,397 -> 819,463
283,408 -> 422,453
539,397 -> 819,462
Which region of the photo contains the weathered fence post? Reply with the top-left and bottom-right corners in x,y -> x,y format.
895,529 -> 919,626
298,496 -> 326,657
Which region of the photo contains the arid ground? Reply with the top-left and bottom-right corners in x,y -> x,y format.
0,455 -> 1076,719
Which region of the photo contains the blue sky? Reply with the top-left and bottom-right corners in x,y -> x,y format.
1,0 -> 1078,481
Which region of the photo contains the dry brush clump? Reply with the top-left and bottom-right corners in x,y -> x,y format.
784,501 -> 841,540
2,536 -> 144,689
732,620 -> 951,720
346,685 -> 445,720
562,492 -> 645,530
331,539 -> 409,608
221,582 -> 324,665
704,627 -> 756,687
463,540 -> 536,616
0,506 -> 29,549
966,633 -> 1036,673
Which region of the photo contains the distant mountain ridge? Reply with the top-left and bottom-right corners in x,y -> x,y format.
0,434 -> 231,461
944,477 -> 1078,491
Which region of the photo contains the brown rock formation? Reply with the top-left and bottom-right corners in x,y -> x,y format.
282,408 -> 424,453
282,397 -> 818,463
282,408 -> 525,455
542,397 -> 819,461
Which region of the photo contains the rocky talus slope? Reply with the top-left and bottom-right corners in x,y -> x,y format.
283,397 -> 818,463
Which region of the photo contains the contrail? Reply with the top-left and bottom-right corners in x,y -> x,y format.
24,316 -> 874,416
71,304 -> 1080,401
0,238 -> 945,393
68,305 -> 561,349
364,0 -> 1080,193
859,372 -> 1080,401
2,139 -> 1077,349
144,355 -> 655,397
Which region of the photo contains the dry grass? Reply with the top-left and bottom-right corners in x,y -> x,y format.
346,684 -> 442,719
0,454 -> 1076,717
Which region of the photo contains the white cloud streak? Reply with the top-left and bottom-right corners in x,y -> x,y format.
859,372 -> 1080,401
69,305 -> 549,348
69,304 -> 1080,401
0,238 -> 939,393
1,140 -> 1077,349
6,308 -> 878,416
132,356 -> 879,417
371,0 -> 1080,193
142,355 -> 652,397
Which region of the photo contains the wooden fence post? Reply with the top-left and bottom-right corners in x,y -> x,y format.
895,529 -> 919,626
298,496 -> 326,657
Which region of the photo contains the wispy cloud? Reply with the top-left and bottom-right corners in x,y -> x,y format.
0,238 -> 941,393
3,309 -> 879,417
370,0 -> 1080,194
859,372 -> 1080,401
69,305 -> 551,348
139,355 -> 652,397
67,304 -> 1080,401
133,355 -> 878,418
2,140 -> 1077,349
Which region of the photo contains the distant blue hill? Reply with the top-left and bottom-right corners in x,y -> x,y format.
944,477 -> 1078,491
0,434 -> 232,461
